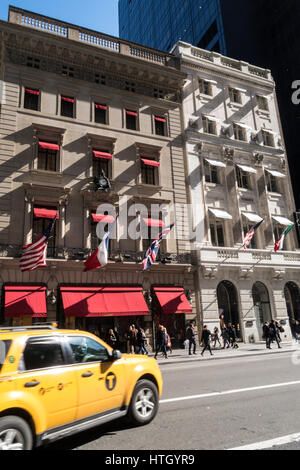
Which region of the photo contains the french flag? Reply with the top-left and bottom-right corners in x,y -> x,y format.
84,232 -> 110,272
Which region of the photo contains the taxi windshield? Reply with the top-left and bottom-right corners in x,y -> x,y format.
0,340 -> 12,371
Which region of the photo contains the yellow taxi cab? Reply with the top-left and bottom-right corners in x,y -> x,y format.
0,324 -> 163,450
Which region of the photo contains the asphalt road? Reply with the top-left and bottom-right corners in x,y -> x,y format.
41,352 -> 300,451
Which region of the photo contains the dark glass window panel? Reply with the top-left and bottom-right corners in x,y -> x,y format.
37,149 -> 57,172
24,91 -> 39,111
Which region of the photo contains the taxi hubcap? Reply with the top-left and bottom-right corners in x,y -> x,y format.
0,429 -> 24,450
135,387 -> 155,418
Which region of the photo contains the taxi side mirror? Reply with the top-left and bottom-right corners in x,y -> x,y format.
112,350 -> 122,361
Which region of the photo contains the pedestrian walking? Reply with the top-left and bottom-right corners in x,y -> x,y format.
291,320 -> 299,342
186,321 -> 197,355
269,320 -> 281,349
262,321 -> 271,349
165,328 -> 173,355
213,326 -> 221,348
201,325 -> 213,356
137,327 -> 148,355
107,329 -> 117,349
221,326 -> 230,349
154,325 -> 168,359
227,323 -> 238,349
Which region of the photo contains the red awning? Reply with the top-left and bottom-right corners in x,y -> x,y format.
153,287 -> 192,314
126,110 -> 138,117
4,285 -> 47,318
141,158 -> 160,167
60,286 -> 150,318
38,141 -> 59,151
34,208 -> 60,220
143,218 -> 165,228
95,104 -> 107,110
155,116 -> 166,122
93,150 -> 112,160
25,88 -> 40,95
91,213 -> 115,223
61,96 -> 74,103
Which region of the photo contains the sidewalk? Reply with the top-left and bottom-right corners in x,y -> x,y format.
149,341 -> 299,365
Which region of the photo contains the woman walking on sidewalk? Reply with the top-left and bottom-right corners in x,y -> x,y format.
201,326 -> 213,357
154,325 -> 168,359
213,326 -> 221,348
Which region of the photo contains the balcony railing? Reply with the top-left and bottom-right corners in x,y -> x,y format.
8,6 -> 176,69
0,244 -> 191,265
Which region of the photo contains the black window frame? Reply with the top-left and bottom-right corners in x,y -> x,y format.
94,104 -> 107,124
37,147 -> 58,172
19,336 -> 67,372
61,96 -> 75,118
210,220 -> 225,247
125,110 -> 138,130
24,88 -> 39,111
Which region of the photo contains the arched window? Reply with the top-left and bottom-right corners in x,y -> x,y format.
217,281 -> 240,331
284,282 -> 300,322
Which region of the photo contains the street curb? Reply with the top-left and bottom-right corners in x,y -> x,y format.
152,346 -> 297,366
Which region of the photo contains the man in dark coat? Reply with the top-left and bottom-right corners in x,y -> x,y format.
186,321 -> 197,355
263,322 -> 271,349
201,325 -> 213,356
154,325 -> 168,359
269,320 -> 281,349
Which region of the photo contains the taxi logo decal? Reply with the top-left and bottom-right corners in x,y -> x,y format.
105,372 -> 117,391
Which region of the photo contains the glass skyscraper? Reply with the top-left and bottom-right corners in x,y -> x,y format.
118,0 -> 227,54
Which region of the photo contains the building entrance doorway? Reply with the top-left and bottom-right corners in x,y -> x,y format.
217,281 -> 241,338
252,282 -> 272,340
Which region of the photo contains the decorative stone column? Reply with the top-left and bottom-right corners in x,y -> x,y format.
24,195 -> 34,245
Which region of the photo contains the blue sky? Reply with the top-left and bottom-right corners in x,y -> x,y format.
0,0 -> 119,37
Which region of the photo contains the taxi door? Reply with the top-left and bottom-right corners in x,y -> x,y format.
15,336 -> 77,430
65,335 -> 125,421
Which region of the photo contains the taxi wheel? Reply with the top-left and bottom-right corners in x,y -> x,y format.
0,416 -> 33,450
127,379 -> 159,426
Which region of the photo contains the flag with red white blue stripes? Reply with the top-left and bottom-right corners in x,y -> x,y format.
20,215 -> 57,272
142,223 -> 174,271
242,219 -> 264,251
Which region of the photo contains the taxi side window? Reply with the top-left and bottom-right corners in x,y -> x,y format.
22,338 -> 65,371
66,336 -> 109,364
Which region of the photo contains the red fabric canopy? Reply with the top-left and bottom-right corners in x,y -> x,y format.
141,158 -> 160,167
4,285 -> 47,318
38,141 -> 59,151
126,110 -> 138,117
91,213 -> 115,223
143,218 -> 165,228
95,104 -> 107,110
93,150 -> 112,160
155,116 -> 166,122
61,96 -> 74,103
34,208 -> 60,220
25,88 -> 40,96
153,287 -> 192,314
60,286 -> 150,318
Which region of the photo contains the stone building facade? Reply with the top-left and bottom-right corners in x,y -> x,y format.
0,7 -> 197,349
173,42 -> 300,343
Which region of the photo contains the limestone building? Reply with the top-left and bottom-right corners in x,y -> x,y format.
0,7 -> 196,349
173,42 -> 300,343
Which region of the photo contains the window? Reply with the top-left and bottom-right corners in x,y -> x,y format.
0,340 -> 12,372
266,172 -> 280,193
202,116 -> 217,135
243,224 -> 257,249
62,65 -> 74,78
262,130 -> 275,147
153,88 -> 165,99
61,96 -> 74,118
154,116 -> 166,136
93,153 -> 109,178
95,73 -> 106,85
199,79 -> 212,96
33,208 -> 57,257
229,88 -> 242,104
66,336 -> 109,363
233,123 -> 246,141
24,88 -> 39,111
141,159 -> 158,185
27,57 -> 40,69
204,161 -> 219,184
37,143 -> 58,172
236,166 -> 251,190
95,104 -> 107,124
126,109 -> 138,130
21,338 -> 64,371
257,95 -> 269,112
125,81 -> 136,92
210,220 -> 225,247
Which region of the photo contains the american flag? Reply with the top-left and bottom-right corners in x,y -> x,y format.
20,216 -> 57,272
142,223 -> 174,271
242,219 -> 264,251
